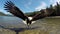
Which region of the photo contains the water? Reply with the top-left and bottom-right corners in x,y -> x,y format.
0,16 -> 60,34
0,16 -> 26,28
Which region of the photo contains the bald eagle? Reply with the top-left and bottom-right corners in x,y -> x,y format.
4,1 -> 53,28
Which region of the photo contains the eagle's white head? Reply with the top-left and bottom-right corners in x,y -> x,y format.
22,17 -> 36,24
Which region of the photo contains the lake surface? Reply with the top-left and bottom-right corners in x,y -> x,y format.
0,16 -> 23,23
0,16 -> 27,28
0,16 -> 60,34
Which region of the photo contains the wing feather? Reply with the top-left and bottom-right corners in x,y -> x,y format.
4,1 -> 28,20
31,10 -> 47,21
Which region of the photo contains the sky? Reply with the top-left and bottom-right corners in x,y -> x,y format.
0,0 -> 60,14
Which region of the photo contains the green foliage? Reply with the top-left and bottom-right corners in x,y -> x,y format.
55,2 -> 60,15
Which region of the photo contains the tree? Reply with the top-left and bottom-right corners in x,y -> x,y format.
55,2 -> 60,16
46,5 -> 56,16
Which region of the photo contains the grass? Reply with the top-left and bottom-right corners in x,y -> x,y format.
19,29 -> 49,34
0,17 -> 60,34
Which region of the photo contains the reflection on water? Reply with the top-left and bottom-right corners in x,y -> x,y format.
0,16 -> 26,28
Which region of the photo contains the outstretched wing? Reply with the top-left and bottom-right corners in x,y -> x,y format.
31,10 -> 47,21
4,1 -> 28,20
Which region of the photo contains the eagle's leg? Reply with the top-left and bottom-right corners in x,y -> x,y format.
27,25 -> 29,28
27,24 -> 31,29
26,20 -> 31,29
